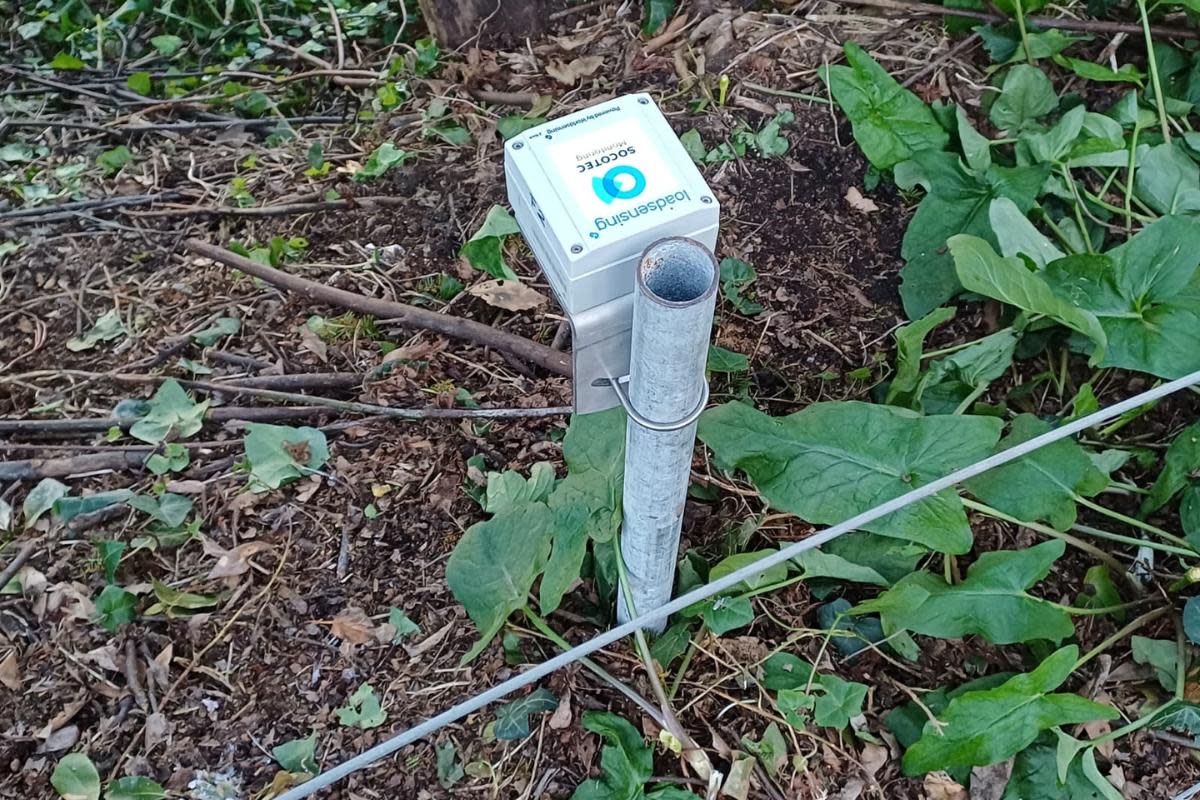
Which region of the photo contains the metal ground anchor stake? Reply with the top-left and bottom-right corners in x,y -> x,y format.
614,237 -> 718,632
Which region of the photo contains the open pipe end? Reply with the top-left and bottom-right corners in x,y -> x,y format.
638,237 -> 718,307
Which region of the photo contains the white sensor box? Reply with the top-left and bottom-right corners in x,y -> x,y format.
505,93 -> 719,412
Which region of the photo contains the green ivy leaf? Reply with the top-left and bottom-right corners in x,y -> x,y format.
1131,636 -> 1180,691
435,739 -> 463,788
762,653 -> 816,690
719,257 -> 763,316
571,712 -> 652,800
191,316 -> 240,346
271,733 -> 318,775
698,401 -> 1000,554
857,540 -> 1073,644
51,752 -> 100,800
54,490 -> 133,523
902,646 -> 1117,775
1041,215 -> 1200,379
494,687 -> 558,740
354,142 -> 412,181
948,234 -> 1107,362
335,683 -> 387,729
388,607 -> 421,641
23,478 -> 68,527
95,540 -> 126,585
820,42 -> 949,169
812,674 -> 869,728
707,345 -> 750,374
497,115 -> 545,140
145,443 -> 189,476
965,414 -> 1108,530
128,493 -> 192,528
49,52 -> 87,71
97,146 -> 134,175
150,34 -> 184,55
897,153 -> 1049,318
243,423 -> 330,490
94,585 -> 137,632
129,380 -> 209,444
105,775 -> 167,800
66,309 -> 127,351
126,71 -> 153,96
459,205 -> 522,280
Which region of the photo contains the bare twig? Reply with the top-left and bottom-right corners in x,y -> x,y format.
0,452 -> 146,481
0,192 -> 185,224
185,239 -> 573,376
0,541 -> 37,593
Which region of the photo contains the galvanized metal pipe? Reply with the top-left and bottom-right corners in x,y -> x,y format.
616,237 -> 718,630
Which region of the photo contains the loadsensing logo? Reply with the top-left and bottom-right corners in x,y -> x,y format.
592,164 -> 646,204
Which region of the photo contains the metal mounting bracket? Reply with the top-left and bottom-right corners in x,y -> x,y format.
594,374 -> 709,431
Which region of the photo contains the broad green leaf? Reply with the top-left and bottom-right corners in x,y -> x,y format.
707,345 -> 750,374
699,401 -> 1000,554
145,443 -> 189,475
965,414 -> 1107,530
272,733 -> 318,775
1131,636 -> 1179,691
1054,55 -> 1144,85
753,111 -> 793,158
915,329 -> 1016,414
447,503 -> 552,662
1185,597 -> 1200,645
387,607 -> 421,641
1182,485 -> 1200,548
335,683 -> 387,729
742,722 -> 788,778
1003,737 -> 1110,799
989,65 -> 1058,132
127,493 -> 192,528
886,306 -> 956,405
1144,420 -> 1200,514
94,586 -> 137,632
497,115 -> 545,140
150,34 -> 184,55
70,492 -> 132,531
51,752 -> 100,800
886,673 -> 1013,753
354,142 -> 412,181
820,532 -> 926,585
191,317 -> 240,346
642,0 -> 675,34
571,711 -> 652,800
989,197 -> 1063,269
856,540 -> 1073,644
243,423 -> 330,490
948,235 -> 1107,362
126,71 -> 153,96
459,205 -> 522,280
719,257 -> 764,316
24,478 -> 68,527
680,129 -> 707,163
1133,143 -> 1200,216
1075,565 -> 1124,621
95,540 -> 126,585
435,740 -> 463,788
896,151 -> 1048,317
1155,703 -> 1200,740
955,106 -> 991,173
97,146 -> 134,175
812,674 -> 868,729
106,775 -> 166,800
1042,215 -> 1200,379
650,622 -> 694,669
790,547 -> 888,586
702,596 -> 755,635
777,688 -> 817,728
762,653 -> 815,690
494,687 -> 558,739
902,646 -> 1118,774
709,549 -> 789,591
978,26 -> 1084,63
129,380 -> 208,444
1023,105 -> 1086,164
50,52 -> 87,70
820,42 -> 949,169
484,462 -> 556,513
145,579 -> 217,617
66,309 -> 126,351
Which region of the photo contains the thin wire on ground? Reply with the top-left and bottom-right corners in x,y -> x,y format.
276,367 -> 1200,800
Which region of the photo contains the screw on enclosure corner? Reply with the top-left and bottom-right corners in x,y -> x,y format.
700,196 -> 713,204
511,141 -> 524,150
570,244 -> 583,254
637,97 -> 650,105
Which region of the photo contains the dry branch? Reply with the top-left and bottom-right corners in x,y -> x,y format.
830,0 -> 1200,40
185,238 -> 573,376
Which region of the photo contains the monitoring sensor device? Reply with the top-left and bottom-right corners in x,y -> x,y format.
505,93 -> 720,413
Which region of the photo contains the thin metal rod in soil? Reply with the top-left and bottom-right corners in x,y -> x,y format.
273,367 -> 1200,800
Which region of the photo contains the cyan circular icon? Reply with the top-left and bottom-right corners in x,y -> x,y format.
592,164 -> 646,204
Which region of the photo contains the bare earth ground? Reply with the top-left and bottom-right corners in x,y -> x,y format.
3,3 -> 1199,799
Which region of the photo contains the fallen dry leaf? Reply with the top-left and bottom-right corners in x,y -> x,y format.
382,339 -> 444,364
203,539 -> 272,579
549,690 -> 572,729
546,55 -> 604,85
298,325 -> 328,362
720,756 -> 754,800
968,759 -> 1013,800
0,651 -> 20,691
38,725 -> 79,754
924,771 -> 967,800
860,742 -> 888,782
405,620 -> 454,658
845,186 -> 879,214
330,606 -> 376,645
469,279 -> 547,312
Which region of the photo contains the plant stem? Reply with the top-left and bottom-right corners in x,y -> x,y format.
1091,698 -> 1179,745
1052,600 -> 1146,616
1075,495 -> 1196,551
1040,213 -> 1079,253
1013,0 -> 1033,65
1176,612 -> 1188,701
668,623 -> 706,700
521,607 -> 666,726
1074,606 -> 1170,670
953,384 -> 987,415
1136,0 -> 1173,143
1071,522 -> 1194,557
